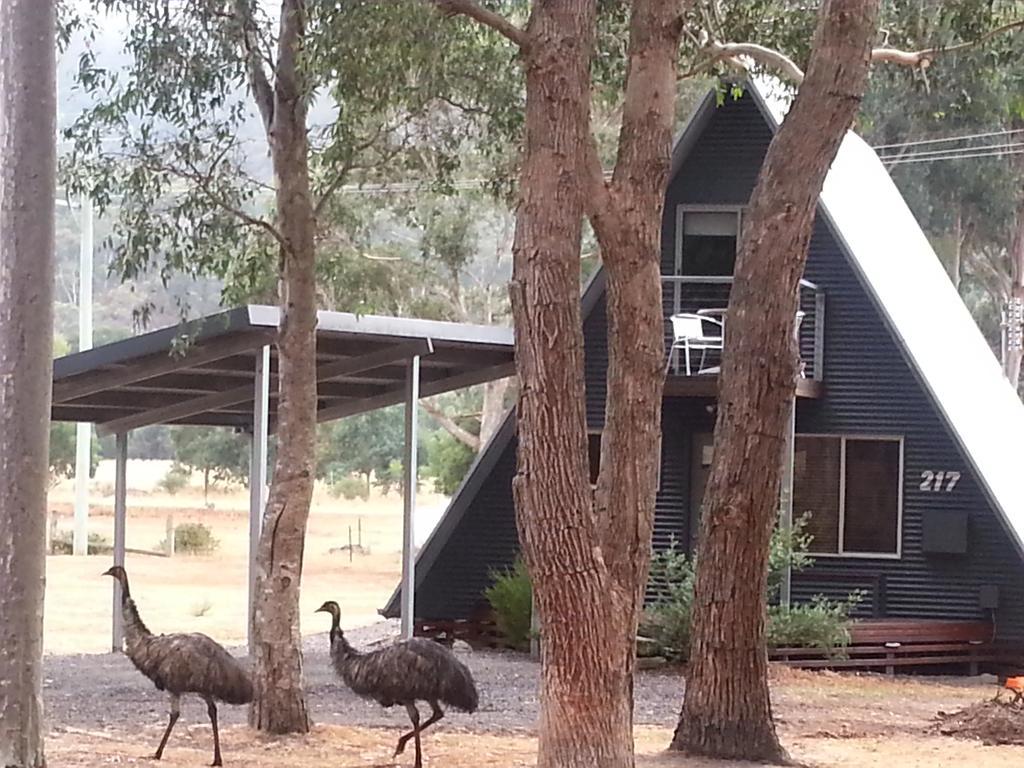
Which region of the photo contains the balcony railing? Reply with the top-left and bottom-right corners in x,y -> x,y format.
661,276 -> 825,381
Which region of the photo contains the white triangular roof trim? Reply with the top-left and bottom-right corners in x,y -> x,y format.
752,76 -> 1024,555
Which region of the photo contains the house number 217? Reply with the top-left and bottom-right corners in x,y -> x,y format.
919,470 -> 961,492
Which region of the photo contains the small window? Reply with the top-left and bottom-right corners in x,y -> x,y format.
793,435 -> 902,557
680,211 -> 739,276
587,432 -> 602,486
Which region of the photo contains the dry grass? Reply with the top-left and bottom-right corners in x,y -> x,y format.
44,460 -> 446,653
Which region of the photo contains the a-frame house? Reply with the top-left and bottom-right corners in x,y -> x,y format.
383,78 -> 1024,651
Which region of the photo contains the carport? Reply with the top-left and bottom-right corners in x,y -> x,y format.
50,305 -> 515,652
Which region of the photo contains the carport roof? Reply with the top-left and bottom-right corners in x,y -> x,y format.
52,305 -> 515,435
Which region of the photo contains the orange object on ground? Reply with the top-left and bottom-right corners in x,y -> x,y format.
1005,676 -> 1024,692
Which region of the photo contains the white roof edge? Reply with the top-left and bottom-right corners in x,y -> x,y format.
745,76 -> 1024,557
245,305 -> 514,347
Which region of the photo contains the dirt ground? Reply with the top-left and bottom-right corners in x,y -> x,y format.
42,461 -> 1024,766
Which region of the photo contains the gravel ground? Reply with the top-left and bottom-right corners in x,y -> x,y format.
43,620 -> 684,737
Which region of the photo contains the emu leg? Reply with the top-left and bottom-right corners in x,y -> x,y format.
393,703 -> 420,764
154,694 -> 181,760
204,697 -> 223,767
394,701 -> 444,756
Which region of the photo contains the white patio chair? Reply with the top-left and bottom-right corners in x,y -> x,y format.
664,313 -> 724,376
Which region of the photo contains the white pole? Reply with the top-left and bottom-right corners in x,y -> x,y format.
400,356 -> 420,640
111,432 -> 127,652
779,394 -> 796,608
248,346 -> 270,658
73,192 -> 94,556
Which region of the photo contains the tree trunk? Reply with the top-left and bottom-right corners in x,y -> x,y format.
0,2 -> 56,765
479,376 -> 511,445
249,0 -> 316,734
1004,144 -> 1024,391
508,1 -> 621,766
673,0 -> 879,762
508,0 -> 682,765
203,467 -> 210,506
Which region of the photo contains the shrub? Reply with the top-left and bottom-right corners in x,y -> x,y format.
330,473 -> 370,501
767,594 -> 862,656
49,531 -> 112,555
641,515 -> 860,660
159,464 -> 190,494
161,522 -> 219,555
484,558 -> 533,651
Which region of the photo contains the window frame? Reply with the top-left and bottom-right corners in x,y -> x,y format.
794,433 -> 904,560
673,204 -> 745,279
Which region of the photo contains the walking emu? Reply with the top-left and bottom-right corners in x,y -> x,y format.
315,600 -> 478,768
103,566 -> 253,766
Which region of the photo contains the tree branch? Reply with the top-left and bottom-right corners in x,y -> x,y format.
685,19 -> 1024,85
421,400 -> 481,451
432,0 -> 530,49
141,149 -> 287,247
872,19 -> 1024,69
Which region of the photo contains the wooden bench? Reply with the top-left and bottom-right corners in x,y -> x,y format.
771,619 -> 1022,675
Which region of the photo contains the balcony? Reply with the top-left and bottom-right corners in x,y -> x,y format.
661,276 -> 825,398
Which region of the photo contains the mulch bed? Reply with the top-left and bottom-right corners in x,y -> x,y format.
934,698 -> 1024,746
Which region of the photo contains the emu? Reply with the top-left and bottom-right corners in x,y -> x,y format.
103,566 -> 253,766
316,600 -> 478,768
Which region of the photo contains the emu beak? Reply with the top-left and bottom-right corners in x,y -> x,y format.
314,603 -> 330,614
101,567 -> 115,577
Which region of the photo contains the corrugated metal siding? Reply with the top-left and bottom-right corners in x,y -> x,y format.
794,216 -> 1024,641
411,91 -> 1024,642
412,440 -> 520,620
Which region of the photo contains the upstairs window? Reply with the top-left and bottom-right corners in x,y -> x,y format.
793,435 -> 902,557
677,210 -> 739,277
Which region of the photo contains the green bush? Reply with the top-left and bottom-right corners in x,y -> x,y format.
161,522 -> 219,555
330,473 -> 370,501
425,431 -> 476,495
159,464 -> 190,495
641,515 -> 860,661
484,558 -> 533,651
767,594 -> 861,655
50,531 -> 112,555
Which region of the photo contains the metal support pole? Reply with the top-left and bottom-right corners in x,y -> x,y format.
111,432 -> 128,652
248,345 -> 271,657
779,395 -> 796,609
529,593 -> 540,659
400,355 -> 420,640
73,193 -> 94,555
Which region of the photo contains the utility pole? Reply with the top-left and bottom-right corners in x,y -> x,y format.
72,192 -> 94,555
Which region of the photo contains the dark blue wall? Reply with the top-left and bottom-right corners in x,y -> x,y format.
400,92 -> 1024,642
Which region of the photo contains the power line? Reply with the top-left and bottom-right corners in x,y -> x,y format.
884,147 -> 1024,166
880,140 -> 1024,162
872,128 -> 1024,151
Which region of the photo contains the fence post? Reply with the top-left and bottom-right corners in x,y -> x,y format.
348,525 -> 353,563
165,514 -> 175,557
47,511 -> 57,554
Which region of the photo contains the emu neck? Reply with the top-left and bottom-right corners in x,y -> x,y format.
329,619 -> 358,660
115,577 -> 152,646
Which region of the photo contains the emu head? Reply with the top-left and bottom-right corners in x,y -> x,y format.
102,565 -> 128,582
315,600 -> 343,641
102,565 -> 131,597
315,600 -> 341,621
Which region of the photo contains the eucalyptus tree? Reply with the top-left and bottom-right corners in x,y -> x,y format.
0,2 -> 56,766
62,0 -> 519,733
860,3 -> 1024,388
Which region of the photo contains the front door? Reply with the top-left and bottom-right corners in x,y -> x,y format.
689,431 -> 715,551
